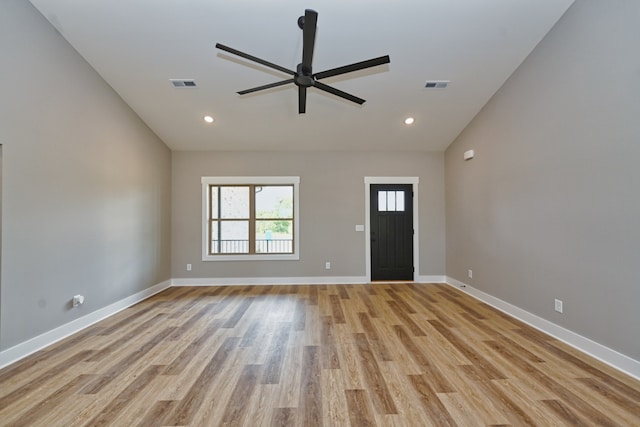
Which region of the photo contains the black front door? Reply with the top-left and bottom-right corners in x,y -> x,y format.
370,184 -> 414,281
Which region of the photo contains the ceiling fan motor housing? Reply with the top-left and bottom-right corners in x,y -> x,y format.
295,63 -> 314,87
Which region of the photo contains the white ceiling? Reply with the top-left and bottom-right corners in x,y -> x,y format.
29,0 -> 574,152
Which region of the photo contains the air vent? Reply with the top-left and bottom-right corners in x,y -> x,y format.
170,79 -> 197,88
425,80 -> 449,89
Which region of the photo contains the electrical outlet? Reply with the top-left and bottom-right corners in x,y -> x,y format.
468,269 -> 473,279
72,295 -> 85,307
325,262 -> 331,270
186,263 -> 192,271
554,299 -> 563,313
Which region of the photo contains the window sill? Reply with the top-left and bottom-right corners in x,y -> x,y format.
202,254 -> 300,262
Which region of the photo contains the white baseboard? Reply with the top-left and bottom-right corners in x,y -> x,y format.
172,276 -> 447,287
417,275 -> 446,283
446,276 -> 640,381
0,279 -> 172,370
172,276 -> 369,286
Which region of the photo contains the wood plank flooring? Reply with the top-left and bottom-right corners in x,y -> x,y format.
1,283 -> 639,426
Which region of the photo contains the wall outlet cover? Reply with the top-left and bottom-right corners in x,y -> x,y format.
72,295 -> 85,307
554,299 -> 563,313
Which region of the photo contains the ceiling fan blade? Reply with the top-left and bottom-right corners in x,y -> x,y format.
313,81 -> 366,105
299,86 -> 307,114
313,55 -> 390,80
216,43 -> 295,76
301,9 -> 318,73
237,79 -> 295,95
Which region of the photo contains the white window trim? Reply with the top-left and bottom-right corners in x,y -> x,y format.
201,176 -> 300,261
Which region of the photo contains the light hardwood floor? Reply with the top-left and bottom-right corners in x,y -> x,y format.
0,283 -> 638,426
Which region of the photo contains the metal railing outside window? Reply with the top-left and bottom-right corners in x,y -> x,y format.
212,239 -> 293,254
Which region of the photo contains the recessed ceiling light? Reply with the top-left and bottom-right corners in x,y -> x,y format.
404,117 -> 415,125
204,115 -> 214,123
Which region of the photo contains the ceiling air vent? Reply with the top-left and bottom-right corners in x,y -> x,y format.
170,79 -> 197,88
425,80 -> 449,89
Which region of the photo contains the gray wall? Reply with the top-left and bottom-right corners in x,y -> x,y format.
0,145 -> 3,315
172,151 -> 445,279
0,1 -> 172,350
445,0 -> 640,360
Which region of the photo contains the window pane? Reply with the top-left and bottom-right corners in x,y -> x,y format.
256,220 -> 293,253
220,187 -> 249,218
388,191 -> 396,211
256,186 -> 293,219
210,186 -> 219,219
378,191 -> 387,211
220,221 -> 249,253
210,220 -> 220,253
396,191 -> 405,212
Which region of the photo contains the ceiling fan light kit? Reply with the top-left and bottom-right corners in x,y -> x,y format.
216,9 -> 390,114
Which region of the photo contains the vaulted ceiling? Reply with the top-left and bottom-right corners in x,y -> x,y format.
29,0 -> 574,151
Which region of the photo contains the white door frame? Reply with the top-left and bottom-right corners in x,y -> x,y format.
364,177 -> 419,282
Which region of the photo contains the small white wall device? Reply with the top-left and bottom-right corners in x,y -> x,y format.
463,150 -> 475,161
73,294 -> 85,307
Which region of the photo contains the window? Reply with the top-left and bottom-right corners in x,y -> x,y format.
377,190 -> 405,212
202,176 -> 300,261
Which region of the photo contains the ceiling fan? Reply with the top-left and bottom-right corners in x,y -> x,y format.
216,9 -> 390,114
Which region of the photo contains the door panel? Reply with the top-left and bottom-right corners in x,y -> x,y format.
370,184 -> 413,281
